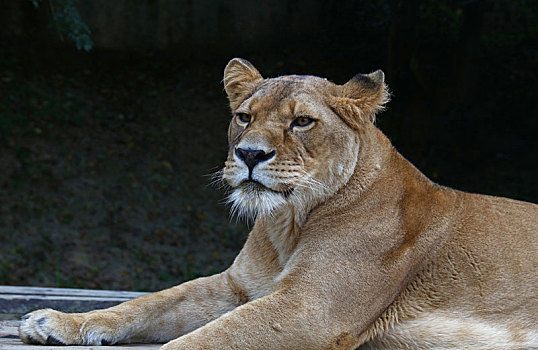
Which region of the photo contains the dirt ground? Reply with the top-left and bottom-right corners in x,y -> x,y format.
0,45 -> 536,292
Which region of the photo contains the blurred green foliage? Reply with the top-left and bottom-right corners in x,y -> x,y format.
30,0 -> 93,51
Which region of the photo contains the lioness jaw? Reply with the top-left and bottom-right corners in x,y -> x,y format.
19,59 -> 537,350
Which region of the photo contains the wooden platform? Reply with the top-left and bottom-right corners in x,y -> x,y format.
0,286 -> 160,349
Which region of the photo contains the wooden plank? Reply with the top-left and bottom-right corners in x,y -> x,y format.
0,286 -> 147,299
0,286 -> 148,316
0,320 -> 18,338
0,321 -> 161,349
0,314 -> 23,321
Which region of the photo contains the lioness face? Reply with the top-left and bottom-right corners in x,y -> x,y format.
223,75 -> 360,218
221,59 -> 388,219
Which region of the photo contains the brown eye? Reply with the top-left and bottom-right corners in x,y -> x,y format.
291,116 -> 315,129
236,113 -> 251,125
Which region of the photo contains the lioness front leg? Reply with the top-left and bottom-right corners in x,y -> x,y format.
19,272 -> 240,345
161,290 -> 347,350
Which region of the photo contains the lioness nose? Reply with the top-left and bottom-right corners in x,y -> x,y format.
235,148 -> 276,172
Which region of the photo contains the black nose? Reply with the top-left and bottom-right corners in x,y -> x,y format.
235,148 -> 276,173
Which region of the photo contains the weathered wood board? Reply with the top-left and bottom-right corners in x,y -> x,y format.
0,286 -> 160,349
0,286 -> 148,316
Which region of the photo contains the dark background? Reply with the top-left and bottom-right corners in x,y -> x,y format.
0,0 -> 536,292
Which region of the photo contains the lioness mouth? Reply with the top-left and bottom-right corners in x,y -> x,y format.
240,180 -> 294,198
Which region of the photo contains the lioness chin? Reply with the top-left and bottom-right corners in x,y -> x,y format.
20,58 -> 537,350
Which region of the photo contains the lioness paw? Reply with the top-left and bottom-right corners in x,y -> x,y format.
19,309 -> 117,345
19,309 -> 80,345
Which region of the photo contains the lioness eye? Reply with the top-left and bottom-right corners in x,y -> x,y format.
291,116 -> 314,129
236,113 -> 251,125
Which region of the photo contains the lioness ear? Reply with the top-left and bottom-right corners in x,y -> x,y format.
223,58 -> 263,111
331,70 -> 390,129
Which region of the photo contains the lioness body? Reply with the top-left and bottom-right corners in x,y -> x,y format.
20,59 -> 537,349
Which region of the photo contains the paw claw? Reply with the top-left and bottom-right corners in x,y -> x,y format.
47,335 -> 65,345
26,335 -> 40,345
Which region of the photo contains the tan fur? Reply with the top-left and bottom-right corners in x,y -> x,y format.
20,58 -> 537,349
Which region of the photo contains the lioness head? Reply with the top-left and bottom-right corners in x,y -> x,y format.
222,58 -> 389,220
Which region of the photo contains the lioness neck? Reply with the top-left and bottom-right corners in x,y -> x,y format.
257,207 -> 300,266
254,125 -> 449,270
345,124 -> 394,197
342,124 -> 445,206
256,125 -> 402,267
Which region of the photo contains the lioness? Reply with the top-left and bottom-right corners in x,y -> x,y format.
20,59 -> 537,349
